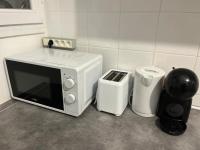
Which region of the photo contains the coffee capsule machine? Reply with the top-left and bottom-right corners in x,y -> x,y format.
157,68 -> 199,135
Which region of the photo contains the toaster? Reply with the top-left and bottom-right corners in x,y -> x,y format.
96,69 -> 132,116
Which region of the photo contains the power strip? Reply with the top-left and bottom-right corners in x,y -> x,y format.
42,37 -> 76,50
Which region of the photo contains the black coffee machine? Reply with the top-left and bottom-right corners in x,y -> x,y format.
157,68 -> 199,136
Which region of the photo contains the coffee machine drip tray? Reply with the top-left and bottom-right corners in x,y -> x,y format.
159,117 -> 187,136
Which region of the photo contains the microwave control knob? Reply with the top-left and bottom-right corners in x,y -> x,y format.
65,94 -> 76,104
64,78 -> 75,89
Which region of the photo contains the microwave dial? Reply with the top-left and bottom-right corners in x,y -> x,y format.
65,94 -> 76,104
64,78 -> 75,90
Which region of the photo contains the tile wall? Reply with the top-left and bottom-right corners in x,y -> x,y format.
45,0 -> 200,107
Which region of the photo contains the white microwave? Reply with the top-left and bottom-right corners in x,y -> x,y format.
5,48 -> 102,116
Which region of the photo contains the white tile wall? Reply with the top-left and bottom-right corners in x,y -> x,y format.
88,13 -> 119,48
87,0 -> 120,12
60,0 -> 88,12
154,53 -> 196,73
60,12 -> 88,45
46,12 -> 61,37
119,13 -> 158,51
89,47 -> 118,73
76,46 -> 88,52
161,0 -> 200,12
45,0 -> 200,107
156,13 -> 200,55
193,94 -> 200,107
46,0 -> 60,11
118,50 -> 154,73
121,0 -> 161,12
194,57 -> 200,95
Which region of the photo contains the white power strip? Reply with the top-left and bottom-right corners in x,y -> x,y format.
42,37 -> 76,50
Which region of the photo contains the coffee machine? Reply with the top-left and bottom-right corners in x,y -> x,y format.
157,68 -> 199,135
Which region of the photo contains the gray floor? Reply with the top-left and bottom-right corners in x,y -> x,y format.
0,101 -> 200,150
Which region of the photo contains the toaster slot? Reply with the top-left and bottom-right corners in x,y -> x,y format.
113,72 -> 127,82
104,71 -> 118,81
103,71 -> 127,82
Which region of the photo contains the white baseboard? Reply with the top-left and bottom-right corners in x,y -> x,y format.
192,106 -> 200,110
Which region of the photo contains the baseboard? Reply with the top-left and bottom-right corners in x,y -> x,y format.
0,99 -> 16,111
192,106 -> 200,110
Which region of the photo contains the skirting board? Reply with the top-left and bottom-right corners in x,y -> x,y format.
0,99 -> 16,112
192,106 -> 200,110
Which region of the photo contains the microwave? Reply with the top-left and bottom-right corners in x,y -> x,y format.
5,49 -> 102,116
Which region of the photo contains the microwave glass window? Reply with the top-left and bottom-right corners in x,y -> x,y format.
14,71 -> 51,100
6,60 -> 64,110
0,0 -> 31,9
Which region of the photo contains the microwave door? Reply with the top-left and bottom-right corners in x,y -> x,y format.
6,60 -> 64,110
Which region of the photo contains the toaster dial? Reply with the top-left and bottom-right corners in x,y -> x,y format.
65,94 -> 76,104
64,78 -> 75,90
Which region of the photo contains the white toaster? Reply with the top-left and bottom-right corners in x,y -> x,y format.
96,69 -> 132,116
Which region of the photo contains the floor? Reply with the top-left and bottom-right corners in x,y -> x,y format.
0,101 -> 200,150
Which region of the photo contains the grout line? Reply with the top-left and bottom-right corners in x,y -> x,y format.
48,10 -> 200,14
89,46 -> 118,51
153,51 -> 197,57
83,46 -> 197,58
193,43 -> 200,70
85,0 -> 89,52
116,0 -> 123,69
158,11 -> 200,14
43,0 -> 49,36
118,49 -> 154,54
153,0 -> 163,66
57,0 -> 62,38
85,46 -> 200,57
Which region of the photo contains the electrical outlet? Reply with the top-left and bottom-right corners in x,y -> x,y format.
42,37 -> 76,50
